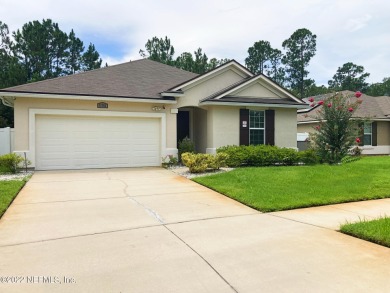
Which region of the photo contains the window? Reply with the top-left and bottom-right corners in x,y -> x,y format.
364,122 -> 372,145
249,110 -> 265,145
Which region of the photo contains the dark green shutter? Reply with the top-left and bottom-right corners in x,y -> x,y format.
265,110 -> 275,145
240,109 -> 249,145
372,122 -> 378,146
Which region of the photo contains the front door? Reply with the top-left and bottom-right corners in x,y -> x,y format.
177,111 -> 190,145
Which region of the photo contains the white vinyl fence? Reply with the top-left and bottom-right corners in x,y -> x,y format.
0,127 -> 14,155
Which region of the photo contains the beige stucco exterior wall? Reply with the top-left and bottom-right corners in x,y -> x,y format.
193,108 -> 208,153
13,97 -> 177,152
377,121 -> 390,145
234,82 -> 280,98
177,69 -> 245,108
297,123 -> 316,133
206,106 -> 298,150
206,106 -> 240,150
274,108 -> 298,148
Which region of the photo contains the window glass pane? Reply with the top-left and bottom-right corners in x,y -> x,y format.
364,134 -> 372,145
250,129 -> 264,145
249,110 -> 264,128
364,123 -> 372,134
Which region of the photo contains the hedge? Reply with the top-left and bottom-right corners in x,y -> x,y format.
216,145 -> 319,167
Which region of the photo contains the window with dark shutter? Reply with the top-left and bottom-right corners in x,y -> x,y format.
239,109 -> 249,145
372,122 -> 378,146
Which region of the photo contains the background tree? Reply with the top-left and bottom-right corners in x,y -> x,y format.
305,84 -> 332,97
282,28 -> 317,99
0,19 -> 102,127
193,48 -> 208,74
141,36 -> 229,74
366,77 -> 390,96
81,43 -> 102,71
208,57 -> 230,70
139,36 -> 175,66
175,52 -> 195,72
265,48 -> 285,85
0,21 -> 25,127
245,40 -> 273,74
328,62 -> 370,92
67,29 -> 84,74
12,19 -> 101,81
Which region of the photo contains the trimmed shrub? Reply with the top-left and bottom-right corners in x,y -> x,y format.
298,149 -> 320,165
178,137 -> 195,161
181,153 -> 208,173
207,152 -> 229,170
181,152 -> 229,173
217,145 -> 247,167
0,153 -> 25,174
217,145 -> 319,167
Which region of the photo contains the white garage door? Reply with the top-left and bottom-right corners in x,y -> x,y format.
35,115 -> 161,170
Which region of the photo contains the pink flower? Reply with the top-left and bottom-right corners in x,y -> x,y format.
355,91 -> 362,98
327,103 -> 332,108
315,125 -> 321,130
310,103 -> 315,107
318,100 -> 324,105
348,107 -> 354,112
356,137 -> 361,143
308,97 -> 314,102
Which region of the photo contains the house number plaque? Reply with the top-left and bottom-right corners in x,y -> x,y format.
97,102 -> 108,109
242,121 -> 247,128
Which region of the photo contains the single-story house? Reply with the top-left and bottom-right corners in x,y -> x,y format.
297,90 -> 390,155
0,59 -> 306,170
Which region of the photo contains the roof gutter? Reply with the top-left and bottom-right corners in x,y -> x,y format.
0,96 -> 15,108
160,92 -> 184,97
201,100 -> 308,109
0,92 -> 176,104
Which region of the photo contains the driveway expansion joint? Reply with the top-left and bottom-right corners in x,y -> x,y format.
164,225 -> 239,293
0,224 -> 163,248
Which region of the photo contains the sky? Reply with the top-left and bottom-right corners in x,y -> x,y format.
1,0 -> 389,86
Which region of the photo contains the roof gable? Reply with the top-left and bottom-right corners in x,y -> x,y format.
201,74 -> 303,104
167,60 -> 253,92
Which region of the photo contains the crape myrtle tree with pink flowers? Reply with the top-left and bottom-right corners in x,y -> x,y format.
309,91 -> 363,164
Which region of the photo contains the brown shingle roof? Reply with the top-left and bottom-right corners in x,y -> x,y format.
298,90 -> 390,122
1,59 -> 198,99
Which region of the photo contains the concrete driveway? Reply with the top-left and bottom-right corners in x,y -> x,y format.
0,168 -> 389,292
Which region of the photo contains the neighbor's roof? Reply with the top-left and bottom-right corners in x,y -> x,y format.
0,59 -> 198,99
298,90 -> 390,122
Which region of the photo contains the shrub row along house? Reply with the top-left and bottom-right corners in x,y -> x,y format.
0,59 -> 306,170
297,91 -> 390,155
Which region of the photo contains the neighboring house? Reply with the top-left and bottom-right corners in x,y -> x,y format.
297,90 -> 390,155
0,59 -> 306,170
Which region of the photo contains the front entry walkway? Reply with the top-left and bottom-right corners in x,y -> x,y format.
0,168 -> 389,292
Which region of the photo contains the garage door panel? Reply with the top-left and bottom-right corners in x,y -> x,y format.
35,115 -> 161,170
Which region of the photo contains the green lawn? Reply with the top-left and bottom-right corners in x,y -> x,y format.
193,156 -> 390,212
0,180 -> 27,218
340,217 -> 390,248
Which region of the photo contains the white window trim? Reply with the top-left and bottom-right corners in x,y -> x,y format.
28,109 -> 166,168
249,110 -> 265,145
